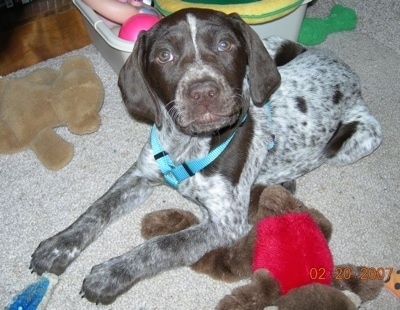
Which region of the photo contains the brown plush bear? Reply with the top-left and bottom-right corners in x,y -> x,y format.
0,55 -> 104,170
141,185 -> 383,310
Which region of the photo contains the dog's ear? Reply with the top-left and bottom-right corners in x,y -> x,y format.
118,32 -> 162,127
229,13 -> 281,106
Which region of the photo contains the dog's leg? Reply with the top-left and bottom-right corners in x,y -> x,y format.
81,176 -> 251,304
325,103 -> 382,165
81,222 -> 228,304
81,222 -> 249,304
30,147 -> 162,276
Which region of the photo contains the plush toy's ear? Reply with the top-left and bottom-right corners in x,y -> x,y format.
229,13 -> 281,106
118,32 -> 162,127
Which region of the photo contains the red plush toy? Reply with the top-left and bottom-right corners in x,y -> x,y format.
141,185 -> 383,309
252,212 -> 334,294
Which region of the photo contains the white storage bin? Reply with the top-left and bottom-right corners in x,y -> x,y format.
73,0 -> 311,74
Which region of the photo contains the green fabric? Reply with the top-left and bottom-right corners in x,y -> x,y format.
183,0 -> 258,5
299,5 -> 357,46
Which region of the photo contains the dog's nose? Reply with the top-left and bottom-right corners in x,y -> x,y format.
188,81 -> 220,106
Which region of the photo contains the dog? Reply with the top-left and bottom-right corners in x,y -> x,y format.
30,8 -> 382,305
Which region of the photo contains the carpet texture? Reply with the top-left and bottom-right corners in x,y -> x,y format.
1,0 -> 399,309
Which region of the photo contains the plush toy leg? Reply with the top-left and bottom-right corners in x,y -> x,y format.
0,121 -> 24,153
191,231 -> 255,282
271,283 -> 359,310
30,128 -> 73,170
215,269 -> 280,310
141,209 -> 199,239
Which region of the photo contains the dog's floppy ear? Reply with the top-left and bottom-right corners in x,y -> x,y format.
230,13 -> 281,106
118,32 -> 162,127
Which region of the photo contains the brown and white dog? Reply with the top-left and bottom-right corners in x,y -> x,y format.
30,8 -> 381,304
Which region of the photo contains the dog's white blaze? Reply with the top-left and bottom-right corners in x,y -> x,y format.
186,14 -> 202,62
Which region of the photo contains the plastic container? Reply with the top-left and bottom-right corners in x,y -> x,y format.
73,0 -> 312,74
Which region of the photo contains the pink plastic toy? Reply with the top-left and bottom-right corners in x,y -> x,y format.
118,14 -> 160,42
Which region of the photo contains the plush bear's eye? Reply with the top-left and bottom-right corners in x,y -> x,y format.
157,49 -> 173,63
217,39 -> 233,52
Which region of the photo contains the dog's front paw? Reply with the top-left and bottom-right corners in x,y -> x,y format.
30,232 -> 83,275
82,258 -> 137,305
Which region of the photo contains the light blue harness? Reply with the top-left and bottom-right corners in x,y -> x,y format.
151,103 -> 274,189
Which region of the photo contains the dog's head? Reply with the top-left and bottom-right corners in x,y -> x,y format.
118,8 -> 280,135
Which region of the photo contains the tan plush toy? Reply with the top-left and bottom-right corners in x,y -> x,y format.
141,185 -> 383,310
0,55 -> 104,170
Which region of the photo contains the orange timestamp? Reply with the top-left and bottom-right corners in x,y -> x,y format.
309,267 -> 393,281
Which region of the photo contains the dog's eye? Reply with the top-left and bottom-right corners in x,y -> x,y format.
157,49 -> 173,63
217,39 -> 233,52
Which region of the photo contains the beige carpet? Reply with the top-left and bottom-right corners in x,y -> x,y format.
1,0 -> 399,309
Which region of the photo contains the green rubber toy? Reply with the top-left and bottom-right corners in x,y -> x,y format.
298,5 -> 357,46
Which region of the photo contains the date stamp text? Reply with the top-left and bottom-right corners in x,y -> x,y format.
309,267 -> 393,281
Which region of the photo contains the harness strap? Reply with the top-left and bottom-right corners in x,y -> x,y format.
151,103 -> 274,189
151,125 -> 239,188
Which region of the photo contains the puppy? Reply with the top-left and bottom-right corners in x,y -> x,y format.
30,8 -> 381,304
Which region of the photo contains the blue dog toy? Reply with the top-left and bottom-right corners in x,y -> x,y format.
6,273 -> 58,310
